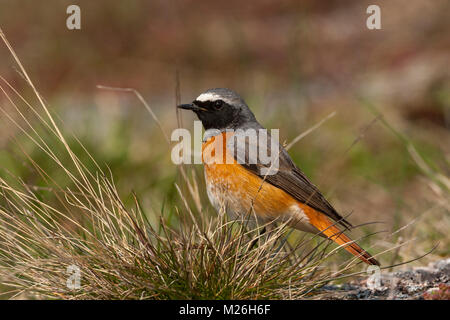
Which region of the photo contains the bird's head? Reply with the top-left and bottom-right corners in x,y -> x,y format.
177,88 -> 257,130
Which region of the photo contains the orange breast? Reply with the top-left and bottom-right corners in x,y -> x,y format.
202,132 -> 297,220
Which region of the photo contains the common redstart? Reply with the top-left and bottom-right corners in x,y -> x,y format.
178,88 -> 379,265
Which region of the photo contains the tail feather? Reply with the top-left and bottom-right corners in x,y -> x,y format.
305,209 -> 380,266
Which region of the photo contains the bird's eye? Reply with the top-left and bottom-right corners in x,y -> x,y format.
214,100 -> 223,109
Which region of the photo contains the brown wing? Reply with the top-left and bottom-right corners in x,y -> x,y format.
228,129 -> 352,228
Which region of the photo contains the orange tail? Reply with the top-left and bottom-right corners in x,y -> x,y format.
305,209 -> 380,266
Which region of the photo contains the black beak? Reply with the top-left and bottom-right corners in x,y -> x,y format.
177,103 -> 207,112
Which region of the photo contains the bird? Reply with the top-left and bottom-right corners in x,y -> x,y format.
178,88 -> 379,266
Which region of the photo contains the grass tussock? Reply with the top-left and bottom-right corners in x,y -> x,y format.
0,170 -> 340,299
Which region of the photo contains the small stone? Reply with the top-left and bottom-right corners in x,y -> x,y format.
317,258 -> 450,300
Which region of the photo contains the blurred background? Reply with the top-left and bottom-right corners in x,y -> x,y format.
0,0 -> 449,267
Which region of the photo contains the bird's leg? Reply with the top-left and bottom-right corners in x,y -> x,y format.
248,226 -> 266,251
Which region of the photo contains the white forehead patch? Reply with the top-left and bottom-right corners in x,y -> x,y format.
196,92 -> 222,102
196,92 -> 234,105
